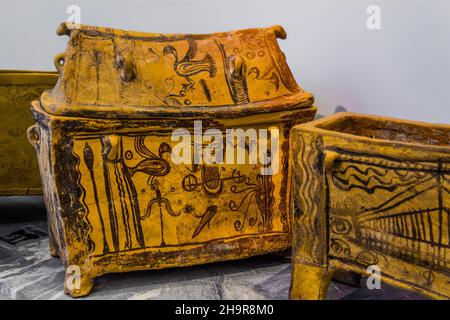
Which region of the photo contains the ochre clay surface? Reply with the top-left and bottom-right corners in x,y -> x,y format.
0,70 -> 58,195
290,112 -> 450,300
29,23 -> 316,297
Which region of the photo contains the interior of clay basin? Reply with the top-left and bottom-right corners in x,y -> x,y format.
316,114 -> 450,147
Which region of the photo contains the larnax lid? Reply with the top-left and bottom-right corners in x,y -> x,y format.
39,23 -> 314,119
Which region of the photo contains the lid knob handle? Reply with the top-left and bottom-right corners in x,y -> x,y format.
116,55 -> 136,82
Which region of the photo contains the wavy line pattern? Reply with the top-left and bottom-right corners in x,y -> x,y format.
294,134 -> 324,264
72,143 -> 96,253
332,164 -> 430,194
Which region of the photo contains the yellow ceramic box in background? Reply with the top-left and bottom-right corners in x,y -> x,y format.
29,23 -> 316,297
0,70 -> 58,195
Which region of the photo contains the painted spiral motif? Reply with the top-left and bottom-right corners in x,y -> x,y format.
330,218 -> 352,235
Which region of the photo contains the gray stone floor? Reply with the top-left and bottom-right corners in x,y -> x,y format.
0,196 -> 429,300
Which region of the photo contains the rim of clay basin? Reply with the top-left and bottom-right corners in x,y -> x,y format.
294,112 -> 450,154
0,70 -> 58,85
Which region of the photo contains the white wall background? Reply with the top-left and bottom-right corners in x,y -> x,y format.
1,0 -> 449,123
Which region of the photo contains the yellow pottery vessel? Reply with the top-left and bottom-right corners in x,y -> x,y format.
28,23 -> 316,297
0,70 -> 58,195
290,112 -> 450,300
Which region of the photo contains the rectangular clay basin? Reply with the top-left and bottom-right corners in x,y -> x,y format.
290,112 -> 450,300
28,23 -> 317,297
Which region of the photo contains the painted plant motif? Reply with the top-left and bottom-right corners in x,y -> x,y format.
230,172 -> 275,232
61,25 -> 301,112
329,155 -> 450,269
99,135 -> 145,252
77,134 -> 279,254
83,143 -> 110,254
127,137 -> 173,246
182,164 -> 276,235
141,177 -> 180,246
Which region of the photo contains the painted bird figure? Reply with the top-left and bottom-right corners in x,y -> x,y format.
163,39 -> 216,93
127,137 -> 172,177
248,65 -> 280,91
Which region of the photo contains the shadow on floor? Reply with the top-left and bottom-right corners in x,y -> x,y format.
0,196 -> 47,223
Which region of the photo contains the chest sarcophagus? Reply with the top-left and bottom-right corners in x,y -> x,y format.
28,23 -> 316,297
